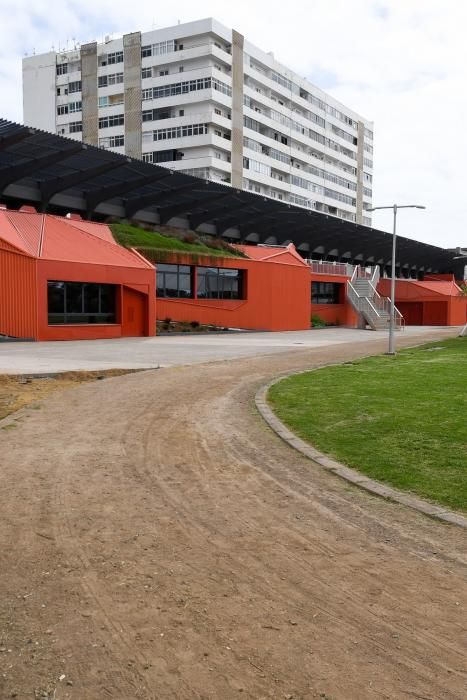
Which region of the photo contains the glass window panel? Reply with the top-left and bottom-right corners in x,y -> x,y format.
66,282 -> 83,313
100,285 -> 115,314
48,282 -> 116,324
47,281 -> 65,313
84,283 -> 99,313
178,273 -> 192,297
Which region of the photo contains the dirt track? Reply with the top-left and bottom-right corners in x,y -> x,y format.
1,329 -> 466,700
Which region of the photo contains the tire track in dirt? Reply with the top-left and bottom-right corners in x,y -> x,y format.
1,329 -> 466,699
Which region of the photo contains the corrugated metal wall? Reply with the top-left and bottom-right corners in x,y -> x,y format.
0,247 -> 37,338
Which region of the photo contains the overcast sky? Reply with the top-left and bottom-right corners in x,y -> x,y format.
1,0 -> 465,248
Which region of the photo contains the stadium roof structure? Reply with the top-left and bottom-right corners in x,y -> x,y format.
0,118 -> 461,275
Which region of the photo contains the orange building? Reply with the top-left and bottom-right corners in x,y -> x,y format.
309,262 -> 359,327
155,243 -> 312,331
0,207 -> 155,340
377,276 -> 466,326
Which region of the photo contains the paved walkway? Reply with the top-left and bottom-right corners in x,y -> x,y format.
0,326 -> 460,374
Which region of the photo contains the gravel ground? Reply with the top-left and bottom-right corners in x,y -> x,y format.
0,327 -> 465,700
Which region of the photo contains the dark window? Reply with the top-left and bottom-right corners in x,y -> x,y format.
152,150 -> 177,163
98,113 -> 124,129
197,267 -> 244,300
156,264 -> 193,298
68,80 -> 82,94
311,282 -> 343,304
107,51 -> 123,65
47,281 -> 116,324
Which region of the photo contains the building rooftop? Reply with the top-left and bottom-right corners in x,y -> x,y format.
0,119 -> 462,277
0,206 -> 153,268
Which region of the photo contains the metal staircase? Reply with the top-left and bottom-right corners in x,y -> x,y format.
347,266 -> 404,331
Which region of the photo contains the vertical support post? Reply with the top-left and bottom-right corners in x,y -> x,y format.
388,204 -> 397,355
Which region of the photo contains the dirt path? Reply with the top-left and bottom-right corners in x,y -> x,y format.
1,329 -> 466,700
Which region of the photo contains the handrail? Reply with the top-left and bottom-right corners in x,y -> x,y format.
306,259 -> 354,277
347,272 -> 405,331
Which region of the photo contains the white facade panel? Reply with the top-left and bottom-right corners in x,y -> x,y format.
22,16 -> 373,225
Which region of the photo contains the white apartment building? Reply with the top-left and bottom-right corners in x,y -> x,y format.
22,18 -> 374,224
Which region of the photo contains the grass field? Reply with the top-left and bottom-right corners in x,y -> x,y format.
111,223 -> 243,258
268,337 -> 467,512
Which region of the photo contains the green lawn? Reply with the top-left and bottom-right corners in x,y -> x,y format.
110,223 -> 243,258
268,338 -> 467,512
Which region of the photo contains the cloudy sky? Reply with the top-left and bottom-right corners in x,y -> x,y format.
1,0 -> 465,247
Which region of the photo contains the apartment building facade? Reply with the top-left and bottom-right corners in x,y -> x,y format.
23,18 -> 374,225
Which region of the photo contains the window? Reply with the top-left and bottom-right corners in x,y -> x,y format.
243,158 -> 271,177
107,51 -> 123,65
197,267 -> 244,300
69,101 -> 82,113
57,104 -> 68,116
98,72 -> 123,87
48,281 -> 116,324
99,134 -> 124,148
142,67 -> 152,79
153,123 -> 208,141
311,282 -> 343,305
179,109 -> 184,117
56,63 -> 68,76
98,96 -> 109,108
68,81 -> 82,94
159,70 -> 168,76
141,40 -> 175,58
99,113 -> 124,129
156,264 -> 193,298
143,77 -> 232,102
69,121 -> 82,133
153,150 -> 177,163
179,66 -> 184,72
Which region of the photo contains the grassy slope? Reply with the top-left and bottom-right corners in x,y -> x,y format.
110,223 -> 243,258
268,338 -> 467,511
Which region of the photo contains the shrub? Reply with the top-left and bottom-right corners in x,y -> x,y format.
190,320 -> 200,329
311,314 -> 327,328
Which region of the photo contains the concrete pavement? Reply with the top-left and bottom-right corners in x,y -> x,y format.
0,326 -> 460,374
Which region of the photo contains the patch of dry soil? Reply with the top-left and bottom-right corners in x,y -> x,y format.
1,328 -> 466,699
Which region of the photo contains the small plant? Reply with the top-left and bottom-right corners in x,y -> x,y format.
459,283 -> 467,296
162,316 -> 172,330
311,314 -> 326,328
190,320 -> 200,329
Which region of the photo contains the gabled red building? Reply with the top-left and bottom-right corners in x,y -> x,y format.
155,243 -> 312,331
0,207 -> 155,340
377,276 -> 466,326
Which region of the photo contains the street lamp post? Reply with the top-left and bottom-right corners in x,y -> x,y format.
366,204 -> 426,355
453,248 -> 467,337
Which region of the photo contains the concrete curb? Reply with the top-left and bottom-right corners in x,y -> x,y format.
255,372 -> 467,530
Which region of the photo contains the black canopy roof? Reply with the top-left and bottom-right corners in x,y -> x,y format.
0,119 -> 460,275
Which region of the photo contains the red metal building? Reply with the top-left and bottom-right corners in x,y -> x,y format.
155,244 -> 312,331
377,277 -> 466,326
0,207 -> 155,340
